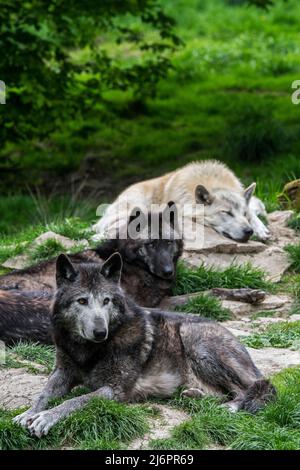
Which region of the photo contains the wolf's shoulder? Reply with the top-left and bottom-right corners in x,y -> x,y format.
168,159 -> 243,193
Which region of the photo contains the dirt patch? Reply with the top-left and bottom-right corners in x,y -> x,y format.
247,347 -> 300,376
128,404 -> 189,450
0,368 -> 47,409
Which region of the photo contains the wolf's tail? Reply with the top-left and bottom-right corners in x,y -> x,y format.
0,290 -> 53,345
240,379 -> 277,413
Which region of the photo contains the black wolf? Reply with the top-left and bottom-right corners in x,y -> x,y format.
14,253 -> 276,437
0,204 -> 183,344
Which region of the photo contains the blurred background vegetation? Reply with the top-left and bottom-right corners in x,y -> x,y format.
0,0 -> 299,235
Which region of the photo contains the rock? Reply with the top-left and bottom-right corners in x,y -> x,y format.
221,294 -> 293,318
1,231 -> 89,270
268,210 -> 294,226
278,180 -> 300,211
183,248 -> 290,282
184,226 -> 265,253
247,347 -> 300,376
161,291 -> 293,319
290,314 -> 300,321
182,210 -> 299,282
228,328 -> 251,337
159,288 -> 267,312
267,210 -> 297,249
0,368 -> 47,409
2,254 -> 30,270
224,316 -> 289,337
33,231 -> 88,250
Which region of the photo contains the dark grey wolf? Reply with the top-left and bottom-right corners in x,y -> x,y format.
14,253 -> 276,438
0,289 -> 52,345
0,204 -> 183,344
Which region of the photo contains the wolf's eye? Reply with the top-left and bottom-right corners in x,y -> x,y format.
222,211 -> 233,217
103,297 -> 110,305
77,298 -> 88,305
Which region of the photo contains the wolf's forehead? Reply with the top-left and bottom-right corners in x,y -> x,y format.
78,268 -> 112,292
217,190 -> 245,210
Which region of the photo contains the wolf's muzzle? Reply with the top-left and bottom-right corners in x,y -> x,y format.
92,328 -> 107,342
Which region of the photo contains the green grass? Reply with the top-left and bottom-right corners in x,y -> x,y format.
8,343 -> 55,374
241,321 -> 300,350
176,293 -> 232,321
0,193 -> 96,237
288,213 -> 300,232
0,195 -> 96,266
285,243 -> 300,273
0,397 -> 150,450
151,368 -> 300,451
173,261 -> 271,296
230,419 -> 300,450
29,239 -> 65,264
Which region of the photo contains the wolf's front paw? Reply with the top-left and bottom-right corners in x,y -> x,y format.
252,218 -> 271,241
255,225 -> 271,242
26,410 -> 59,438
13,409 -> 37,428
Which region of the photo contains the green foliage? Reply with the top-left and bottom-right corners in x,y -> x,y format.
288,213 -> 300,232
285,243 -> 300,273
241,321 -> 300,349
231,420 -> 300,450
178,399 -> 238,446
0,0 -> 179,148
173,261 -> 271,296
156,368 -> 300,451
9,343 -> 55,374
0,409 -> 36,451
0,193 -> 95,236
0,0 -> 300,195
0,398 -> 149,450
176,294 -> 232,321
29,239 -> 65,263
225,102 -> 286,163
0,193 -> 96,264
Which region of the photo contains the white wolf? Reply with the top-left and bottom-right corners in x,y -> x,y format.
93,160 -> 270,243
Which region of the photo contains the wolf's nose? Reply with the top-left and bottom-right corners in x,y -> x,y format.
162,267 -> 174,278
93,329 -> 107,341
244,227 -> 254,237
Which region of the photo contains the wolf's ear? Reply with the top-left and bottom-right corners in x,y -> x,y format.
244,182 -> 256,204
56,254 -> 78,286
195,185 -> 214,205
164,201 -> 178,229
101,252 -> 123,283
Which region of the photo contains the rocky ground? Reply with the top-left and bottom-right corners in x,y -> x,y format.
0,210 -> 299,449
